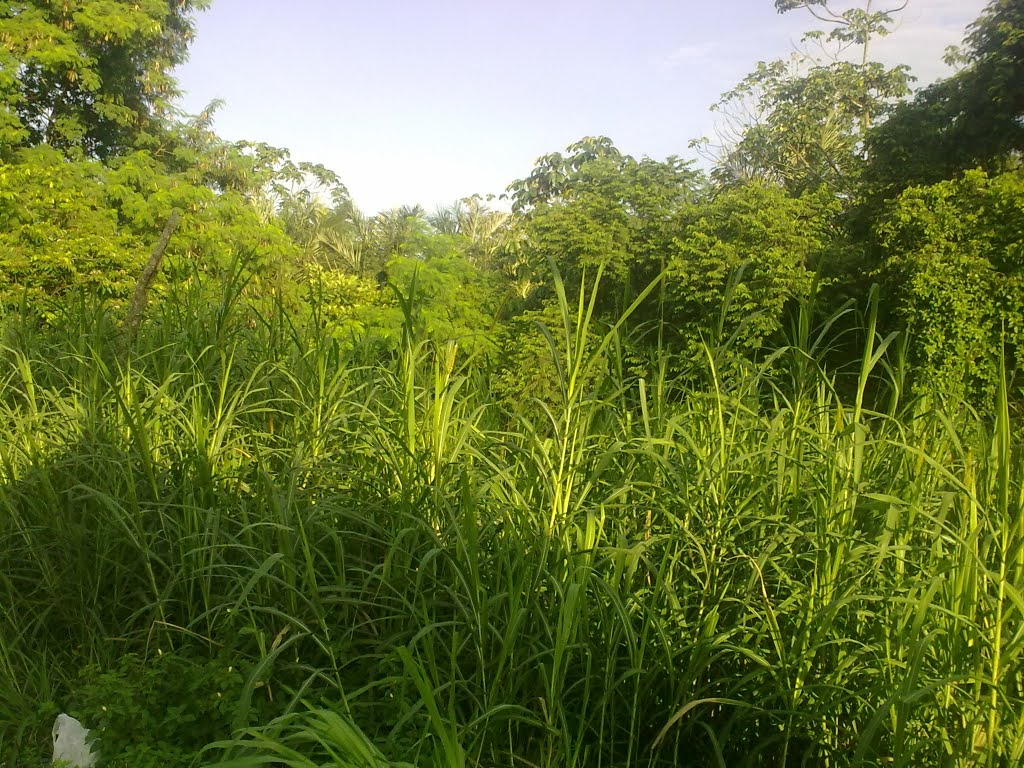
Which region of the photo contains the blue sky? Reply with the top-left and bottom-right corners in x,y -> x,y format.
174,0 -> 987,214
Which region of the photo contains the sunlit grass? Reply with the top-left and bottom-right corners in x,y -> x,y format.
0,272 -> 1020,767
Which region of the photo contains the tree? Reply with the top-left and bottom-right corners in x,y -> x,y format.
666,183 -> 836,358
0,0 -> 210,158
0,146 -> 140,309
272,168 -> 357,272
702,1 -> 910,195
774,1 -> 909,65
507,137 -> 700,314
428,197 -> 515,270
707,58 -> 909,195
374,250 -> 501,356
864,0 -> 1024,201
0,4 -> 372,323
0,143 -> 299,315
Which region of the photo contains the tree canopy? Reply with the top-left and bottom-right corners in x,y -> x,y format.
0,0 -> 209,158
864,0 -> 1024,198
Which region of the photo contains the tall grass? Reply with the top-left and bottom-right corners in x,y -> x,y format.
0,269 -> 1020,767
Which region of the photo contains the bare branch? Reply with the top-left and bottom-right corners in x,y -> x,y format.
807,5 -> 847,25
123,210 -> 182,342
881,1 -> 909,16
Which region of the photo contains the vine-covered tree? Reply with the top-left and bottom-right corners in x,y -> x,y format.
876,168 -> 1024,404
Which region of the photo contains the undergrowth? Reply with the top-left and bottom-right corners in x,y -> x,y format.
1,267 -> 1021,767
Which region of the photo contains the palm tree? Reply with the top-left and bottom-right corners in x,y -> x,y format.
428,197 -> 516,269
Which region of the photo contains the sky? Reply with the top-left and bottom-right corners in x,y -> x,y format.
174,0 -> 989,215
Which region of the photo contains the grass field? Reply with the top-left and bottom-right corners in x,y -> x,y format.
1,274 -> 1021,767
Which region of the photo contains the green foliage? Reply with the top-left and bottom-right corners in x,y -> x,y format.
702,1 -> 911,199
877,168 -> 1024,404
710,57 -> 909,195
1,282 -> 1022,767
508,137 -> 700,314
0,0 -> 209,157
0,146 -> 142,307
2,2 -> 1023,767
667,182 -> 834,356
280,199 -> 515,354
375,251 -> 500,356
864,0 -> 1024,200
0,142 -> 300,316
428,197 -> 515,271
67,652 -> 247,768
207,708 -> 415,768
304,266 -> 384,339
522,187 -> 631,291
507,135 -> 626,212
492,298 -> 603,411
774,0 -> 906,49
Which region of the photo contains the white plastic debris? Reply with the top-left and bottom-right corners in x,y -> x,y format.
52,713 -> 97,768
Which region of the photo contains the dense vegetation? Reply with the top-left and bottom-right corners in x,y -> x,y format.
0,1 -> 1021,766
